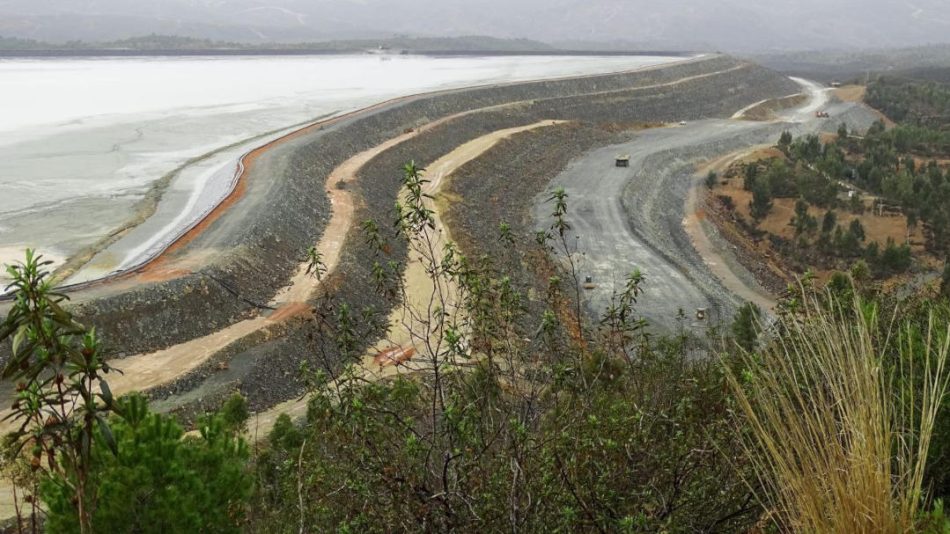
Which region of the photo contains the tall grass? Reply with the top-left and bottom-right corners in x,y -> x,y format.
727,294 -> 950,533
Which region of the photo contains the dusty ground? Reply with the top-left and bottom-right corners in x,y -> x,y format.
720,178 -> 921,248
835,85 -> 866,103
685,148 -> 778,312
734,94 -> 808,121
533,78 -> 881,330
709,148 -> 934,287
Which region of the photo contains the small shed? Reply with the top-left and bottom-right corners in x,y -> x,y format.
615,155 -> 630,167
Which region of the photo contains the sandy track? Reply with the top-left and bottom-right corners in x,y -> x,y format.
0,107 -> 511,439
684,149 -> 777,312
0,115 -> 559,451
245,120 -> 564,439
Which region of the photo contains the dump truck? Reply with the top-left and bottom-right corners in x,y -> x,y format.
615,155 -> 630,167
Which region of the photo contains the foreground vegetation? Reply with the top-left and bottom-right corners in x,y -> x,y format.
2,162 -> 950,532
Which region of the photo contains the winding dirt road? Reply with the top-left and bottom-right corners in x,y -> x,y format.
533,79 -> 880,331
246,120 -> 565,439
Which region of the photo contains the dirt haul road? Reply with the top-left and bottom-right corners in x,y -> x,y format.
533,79 -> 881,331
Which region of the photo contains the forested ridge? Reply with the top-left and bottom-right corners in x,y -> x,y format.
866,76 -> 950,130
709,76 -> 950,289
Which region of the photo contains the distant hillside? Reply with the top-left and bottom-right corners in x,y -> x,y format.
0,0 -> 948,52
751,45 -> 950,81
0,33 -> 555,53
280,36 -> 556,52
890,67 -> 950,85
865,75 -> 950,130
0,35 -> 44,49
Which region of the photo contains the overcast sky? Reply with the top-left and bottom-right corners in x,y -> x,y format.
1,0 -> 949,51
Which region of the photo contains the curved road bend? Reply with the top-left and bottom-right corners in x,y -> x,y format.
0,121 -> 562,433
244,120 -> 565,439
533,79 -> 880,331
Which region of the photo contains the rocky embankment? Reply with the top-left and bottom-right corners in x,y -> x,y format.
3,55 -> 801,415
60,55 -> 794,354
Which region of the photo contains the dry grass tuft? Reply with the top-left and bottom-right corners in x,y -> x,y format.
727,294 -> 950,533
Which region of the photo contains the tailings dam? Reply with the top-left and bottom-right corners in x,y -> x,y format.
1,53 -> 807,426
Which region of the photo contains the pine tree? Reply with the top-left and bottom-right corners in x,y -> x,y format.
731,303 -> 761,352
778,130 -> 793,155
749,180 -> 773,222
849,219 -> 866,243
41,395 -> 252,533
791,199 -> 811,237
822,210 -> 837,234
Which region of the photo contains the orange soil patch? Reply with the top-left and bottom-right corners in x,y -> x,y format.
373,346 -> 417,368
724,179 -> 921,248
740,94 -> 808,121
687,146 -> 780,309
135,267 -> 193,283
834,85 -> 866,103
268,302 -> 314,323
